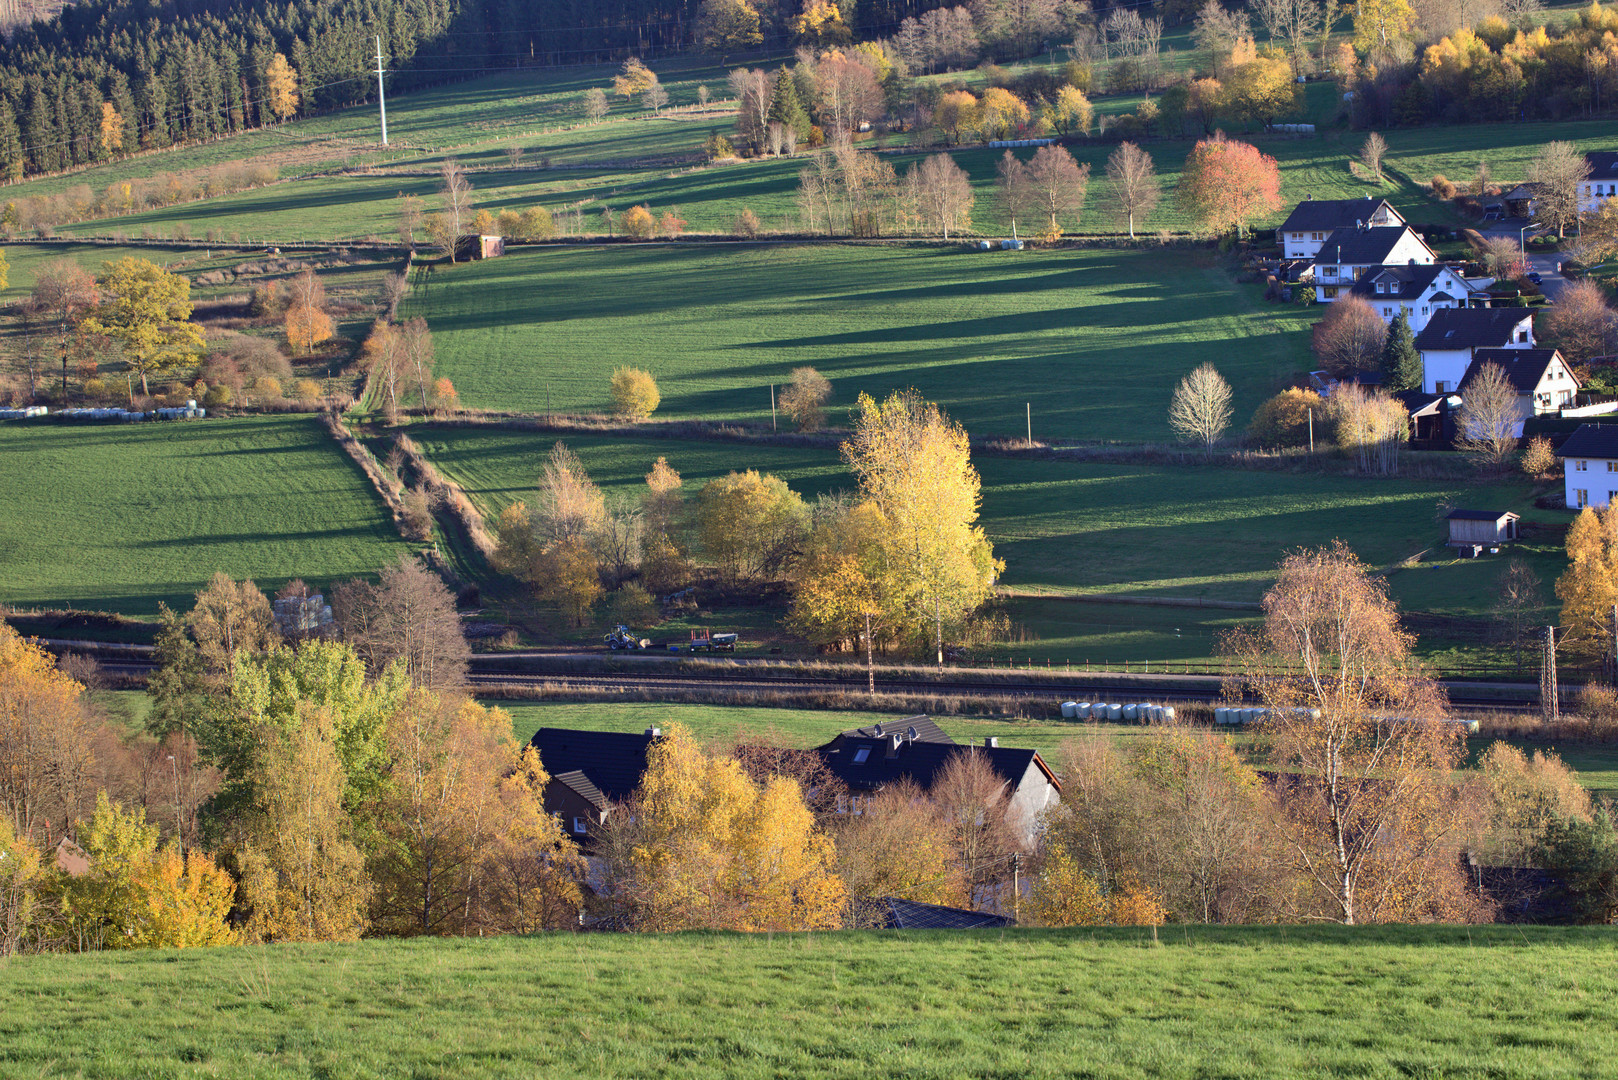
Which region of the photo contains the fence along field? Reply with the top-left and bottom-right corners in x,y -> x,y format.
0,417 -> 413,616
402,244 -> 1313,441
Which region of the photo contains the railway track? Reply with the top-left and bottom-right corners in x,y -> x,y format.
89,657 -> 1541,712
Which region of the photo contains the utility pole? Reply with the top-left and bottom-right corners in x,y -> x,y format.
1308,408 -> 1314,453
1026,402 -> 1032,447
375,37 -> 389,146
863,610 -> 875,695
1011,852 -> 1020,923
770,384 -> 776,431
1541,625 -> 1559,723
167,754 -> 182,857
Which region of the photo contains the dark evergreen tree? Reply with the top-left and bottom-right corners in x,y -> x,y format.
767,64 -> 810,140
1381,311 -> 1423,394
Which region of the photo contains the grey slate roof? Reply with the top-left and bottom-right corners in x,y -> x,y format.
1587,151 -> 1618,176
1315,226 -> 1426,266
1447,509 -> 1518,521
552,769 -> 610,811
1279,197 -> 1398,233
529,727 -> 657,804
876,897 -> 1013,929
1414,307 -> 1533,351
1559,423 -> 1618,460
1462,348 -> 1571,395
839,715 -> 956,745
817,736 -> 1056,795
1349,263 -> 1448,301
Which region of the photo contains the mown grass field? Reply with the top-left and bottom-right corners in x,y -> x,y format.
403,244 -> 1314,439
2,926 -> 1614,1079
0,417 -> 412,616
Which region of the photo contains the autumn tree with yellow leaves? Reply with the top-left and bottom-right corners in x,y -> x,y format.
601,725 -> 845,931
80,256 -> 204,397
798,390 -> 1001,663
1556,505 -> 1618,670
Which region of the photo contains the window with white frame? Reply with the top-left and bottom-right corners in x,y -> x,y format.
1576,488 -> 1590,507
1577,460 -> 1589,471
573,817 -> 588,834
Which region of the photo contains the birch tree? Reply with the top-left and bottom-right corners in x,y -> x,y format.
1168,362 -> 1232,453
1103,142 -> 1160,240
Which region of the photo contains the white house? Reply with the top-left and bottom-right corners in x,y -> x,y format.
1459,348 -> 1578,422
1278,197 -> 1405,260
1348,264 -> 1484,332
1559,424 -> 1618,510
1578,151 -> 1618,215
1414,307 -> 1536,394
1312,226 -> 1436,301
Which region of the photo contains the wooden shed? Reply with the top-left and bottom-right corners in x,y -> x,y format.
1446,509 -> 1519,547
454,234 -> 505,261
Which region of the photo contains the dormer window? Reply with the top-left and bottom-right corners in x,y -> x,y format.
852,746 -> 870,763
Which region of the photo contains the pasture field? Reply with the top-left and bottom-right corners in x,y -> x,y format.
59,106 -> 1618,243
416,426 -> 1564,614
402,244 -> 1313,439
1,926 -> 1613,1079
0,417 -> 413,616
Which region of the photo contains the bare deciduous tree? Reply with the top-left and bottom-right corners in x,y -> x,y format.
1251,0 -> 1325,73
332,555 -> 470,690
1104,141 -> 1161,240
1456,361 -> 1521,469
1328,383 -> 1407,475
1542,279 -> 1618,365
912,153 -> 974,239
1024,144 -> 1090,237
1168,362 -> 1232,454
996,150 -> 1032,239
779,366 -> 832,431
1313,296 -> 1388,377
583,87 -> 609,122
1192,0 -> 1251,76
438,159 -> 474,261
1493,558 -> 1543,676
1530,140 -> 1591,239
1224,544 -> 1474,925
1357,131 -> 1387,183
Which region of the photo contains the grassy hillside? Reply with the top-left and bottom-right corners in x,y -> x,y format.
402,244 -> 1314,440
0,416 -> 413,615
2,927 -> 1614,1078
417,427 -> 1565,612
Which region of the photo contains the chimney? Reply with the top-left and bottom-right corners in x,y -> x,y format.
984,737 -> 998,748
645,727 -> 660,738
885,734 -> 904,759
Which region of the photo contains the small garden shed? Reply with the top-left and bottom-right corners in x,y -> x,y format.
1446,509 -> 1520,547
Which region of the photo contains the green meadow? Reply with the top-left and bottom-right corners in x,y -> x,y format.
0,417 -> 413,615
402,244 -> 1314,439
1,926 -> 1613,1079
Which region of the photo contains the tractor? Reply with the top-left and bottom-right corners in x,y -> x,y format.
603,624 -> 652,650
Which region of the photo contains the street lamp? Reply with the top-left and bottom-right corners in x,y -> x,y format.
1519,224 -> 1533,256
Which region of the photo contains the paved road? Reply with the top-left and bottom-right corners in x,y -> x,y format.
1483,218 -> 1568,301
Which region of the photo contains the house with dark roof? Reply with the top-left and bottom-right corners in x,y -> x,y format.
1446,509 -> 1520,547
825,716 -> 956,749
1414,307 -> 1536,394
529,726 -> 660,842
1279,196 -> 1404,259
1559,423 -> 1618,509
1579,151 -> 1618,214
872,897 -> 1014,929
1348,263 -> 1481,331
815,730 -> 1060,844
1460,348 -> 1577,421
1311,225 -> 1435,301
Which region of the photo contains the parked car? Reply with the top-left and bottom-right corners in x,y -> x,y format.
1527,271 -> 1543,285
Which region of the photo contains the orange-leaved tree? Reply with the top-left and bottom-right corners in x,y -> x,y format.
1177,134 -> 1281,238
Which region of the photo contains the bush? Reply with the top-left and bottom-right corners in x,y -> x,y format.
254,376 -> 283,399
202,384 -> 233,408
1521,434 -> 1556,477
1431,173 -> 1456,200
705,133 -> 735,160
607,582 -> 660,627
82,377 -> 105,399
622,205 -> 656,239
734,208 -> 761,238
779,366 -> 832,431
292,378 -> 323,402
610,367 -> 660,418
1247,387 -> 1324,448
1294,285 -> 1316,305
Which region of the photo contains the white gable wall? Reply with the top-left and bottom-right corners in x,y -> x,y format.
1566,457 -> 1618,510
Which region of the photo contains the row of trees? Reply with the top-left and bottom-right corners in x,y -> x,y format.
491,389 -> 1000,662
788,133 -> 1272,240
